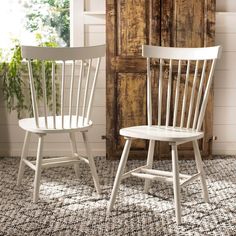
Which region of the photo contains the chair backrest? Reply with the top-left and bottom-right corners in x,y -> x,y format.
21,45 -> 105,129
142,45 -> 222,131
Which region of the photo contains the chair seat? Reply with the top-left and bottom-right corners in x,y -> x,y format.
19,115 -> 92,134
120,125 -> 204,142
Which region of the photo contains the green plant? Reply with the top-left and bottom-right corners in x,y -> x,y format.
0,45 -> 27,117
0,40 -> 59,118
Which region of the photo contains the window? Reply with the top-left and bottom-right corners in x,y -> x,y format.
0,0 -> 70,59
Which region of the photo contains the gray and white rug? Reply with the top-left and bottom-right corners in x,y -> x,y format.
0,156 -> 235,235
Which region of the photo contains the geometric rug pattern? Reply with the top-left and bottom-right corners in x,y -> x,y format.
0,156 -> 235,235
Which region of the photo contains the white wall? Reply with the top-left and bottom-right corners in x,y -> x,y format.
213,0 -> 236,154
1,0 -> 235,157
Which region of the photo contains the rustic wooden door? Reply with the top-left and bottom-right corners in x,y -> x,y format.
106,0 -> 215,159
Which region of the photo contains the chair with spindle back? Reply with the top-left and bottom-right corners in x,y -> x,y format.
107,45 -> 221,224
17,45 -> 105,202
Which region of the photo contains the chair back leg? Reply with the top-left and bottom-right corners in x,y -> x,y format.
144,140 -> 155,193
107,138 -> 132,213
82,132 -> 101,194
193,140 -> 209,202
17,131 -> 31,186
33,135 -> 44,203
69,132 -> 80,179
171,142 -> 182,225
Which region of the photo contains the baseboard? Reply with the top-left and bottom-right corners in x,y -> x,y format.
212,149 -> 236,155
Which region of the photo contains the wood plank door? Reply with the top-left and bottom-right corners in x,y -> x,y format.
106,0 -> 215,159
106,0 -> 160,159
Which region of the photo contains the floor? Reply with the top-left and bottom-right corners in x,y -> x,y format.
0,156 -> 235,235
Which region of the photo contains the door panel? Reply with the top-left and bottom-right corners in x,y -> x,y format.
118,0 -> 148,56
106,0 -> 160,159
117,73 -> 147,150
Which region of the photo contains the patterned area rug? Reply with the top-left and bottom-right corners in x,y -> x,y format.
0,156 -> 235,236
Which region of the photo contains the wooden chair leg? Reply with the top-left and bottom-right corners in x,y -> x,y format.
33,135 -> 44,203
193,140 -> 209,203
17,131 -> 31,186
82,132 -> 101,194
144,140 -> 155,193
107,138 -> 132,213
171,142 -> 182,225
69,132 -> 80,179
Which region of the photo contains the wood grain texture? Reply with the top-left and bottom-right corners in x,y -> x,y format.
117,73 -> 147,149
175,0 -> 205,47
203,0 -> 215,156
118,0 -> 148,56
106,0 -> 117,158
106,0 -> 160,159
106,0 -> 215,159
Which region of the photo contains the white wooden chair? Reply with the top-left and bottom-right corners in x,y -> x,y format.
17,45 -> 105,202
107,45 -> 222,224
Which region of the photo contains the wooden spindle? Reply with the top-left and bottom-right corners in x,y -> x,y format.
192,60 -> 207,130
187,60 -> 199,128
158,59 -> 163,126
173,60 -> 182,127
82,59 -> 91,125
180,60 -> 191,128
76,60 -> 84,126
166,59 -> 173,127
28,60 -> 39,128
51,62 -> 56,129
42,62 -> 48,128
69,60 -> 75,127
61,61 -> 66,128
147,57 -> 152,126
86,58 -> 101,122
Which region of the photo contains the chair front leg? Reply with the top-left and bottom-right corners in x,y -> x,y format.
193,140 -> 209,203
82,131 -> 101,194
144,140 -> 155,193
171,142 -> 182,225
107,138 -> 132,213
17,131 -> 31,186
33,134 -> 44,203
69,132 -> 80,179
